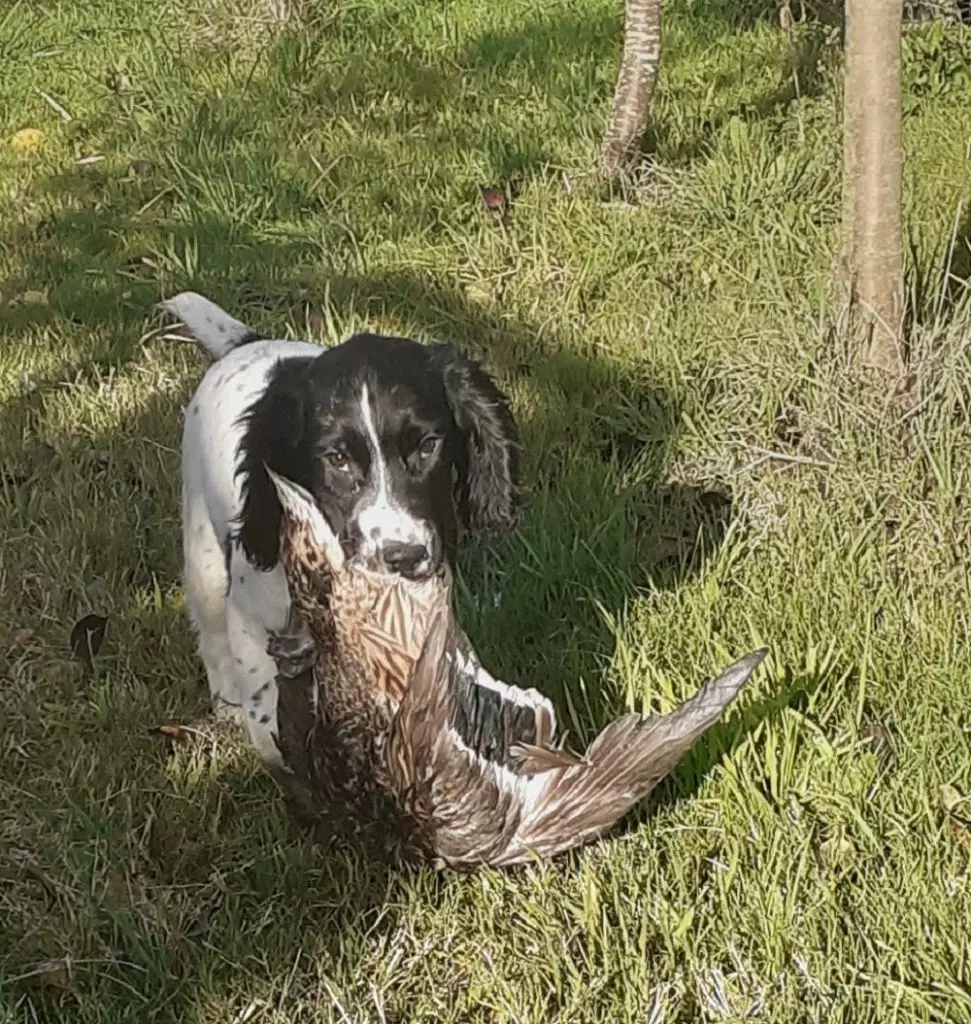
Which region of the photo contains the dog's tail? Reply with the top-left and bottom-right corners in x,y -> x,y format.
160,292 -> 264,361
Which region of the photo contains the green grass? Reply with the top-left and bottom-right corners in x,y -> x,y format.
2,0 -> 971,1019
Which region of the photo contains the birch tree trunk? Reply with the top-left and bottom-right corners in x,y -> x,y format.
601,0 -> 662,178
840,0 -> 906,376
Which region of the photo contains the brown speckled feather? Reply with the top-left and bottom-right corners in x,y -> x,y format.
266,469 -> 768,868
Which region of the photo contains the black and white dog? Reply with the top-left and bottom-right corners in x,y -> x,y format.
164,293 -> 519,763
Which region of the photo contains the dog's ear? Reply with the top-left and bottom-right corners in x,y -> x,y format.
234,360 -> 311,571
430,344 -> 520,537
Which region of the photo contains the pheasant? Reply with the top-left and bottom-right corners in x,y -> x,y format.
266,467 -> 768,868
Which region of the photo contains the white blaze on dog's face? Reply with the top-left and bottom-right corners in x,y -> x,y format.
350,382 -> 438,579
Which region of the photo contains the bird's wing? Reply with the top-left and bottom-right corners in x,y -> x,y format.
448,643 -> 562,773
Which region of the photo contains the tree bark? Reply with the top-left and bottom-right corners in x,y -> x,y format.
601,0 -> 662,178
840,0 -> 906,376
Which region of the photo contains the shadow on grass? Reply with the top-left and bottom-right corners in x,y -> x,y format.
940,201 -> 971,316
0,367 -> 412,1019
905,197 -> 971,328
644,20 -> 836,169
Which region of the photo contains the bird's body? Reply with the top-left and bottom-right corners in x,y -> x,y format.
267,469 -> 768,868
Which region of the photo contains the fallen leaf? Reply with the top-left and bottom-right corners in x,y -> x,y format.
949,817 -> 971,848
12,628 -> 36,645
70,613 -> 108,666
8,959 -> 73,1000
819,836 -> 856,870
8,289 -> 49,308
9,127 -> 45,155
307,304 -> 326,336
480,186 -> 505,212
894,371 -> 918,398
157,724 -> 192,742
941,784 -> 965,814
861,722 -> 890,751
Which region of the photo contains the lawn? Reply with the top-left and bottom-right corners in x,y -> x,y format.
2,0 -> 971,1019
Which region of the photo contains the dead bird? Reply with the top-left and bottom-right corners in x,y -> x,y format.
266,467 -> 768,868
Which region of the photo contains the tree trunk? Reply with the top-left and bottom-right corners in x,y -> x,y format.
601,0 -> 662,178
840,0 -> 906,376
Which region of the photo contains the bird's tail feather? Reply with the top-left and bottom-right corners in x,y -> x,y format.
498,649 -> 768,865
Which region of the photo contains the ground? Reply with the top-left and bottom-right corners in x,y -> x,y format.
2,0 -> 971,1020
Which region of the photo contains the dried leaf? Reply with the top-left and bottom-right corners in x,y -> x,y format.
8,289 -> 49,308
480,186 -> 505,212
307,304 -> 326,336
8,959 -> 73,1000
949,817 -> 971,848
12,628 -> 36,645
819,836 -> 856,870
893,371 -> 918,398
70,613 -> 108,666
9,127 -> 45,155
941,784 -> 965,814
157,724 -> 192,743
861,722 -> 890,750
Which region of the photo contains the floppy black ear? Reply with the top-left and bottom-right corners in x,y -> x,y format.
431,344 -> 520,536
234,360 -> 312,571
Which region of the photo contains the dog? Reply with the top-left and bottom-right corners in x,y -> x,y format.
163,292 -> 519,763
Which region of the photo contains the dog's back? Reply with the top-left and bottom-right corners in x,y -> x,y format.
182,338 -> 319,536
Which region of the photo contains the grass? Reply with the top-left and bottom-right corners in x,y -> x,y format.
2,0 -> 971,1019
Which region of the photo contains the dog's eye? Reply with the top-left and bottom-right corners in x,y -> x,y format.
323,449 -> 349,471
417,435 -> 442,459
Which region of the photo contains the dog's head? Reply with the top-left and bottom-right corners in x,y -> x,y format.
236,333 -> 519,580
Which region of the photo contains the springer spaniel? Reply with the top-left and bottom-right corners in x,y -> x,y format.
163,293 -> 519,764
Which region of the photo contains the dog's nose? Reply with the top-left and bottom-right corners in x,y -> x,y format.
381,541 -> 431,579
